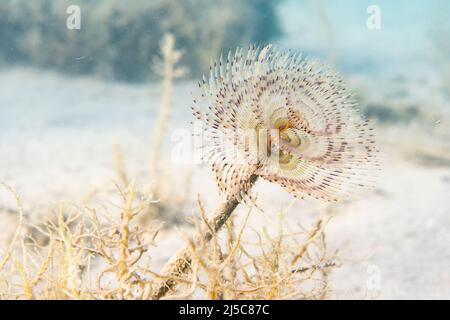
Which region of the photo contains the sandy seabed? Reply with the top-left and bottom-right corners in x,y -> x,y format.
0,68 -> 449,299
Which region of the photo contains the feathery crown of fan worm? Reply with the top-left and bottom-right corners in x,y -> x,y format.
192,45 -> 378,202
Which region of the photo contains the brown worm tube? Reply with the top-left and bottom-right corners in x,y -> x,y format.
151,175 -> 257,300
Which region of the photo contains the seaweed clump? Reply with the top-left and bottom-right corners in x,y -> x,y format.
0,0 -> 282,82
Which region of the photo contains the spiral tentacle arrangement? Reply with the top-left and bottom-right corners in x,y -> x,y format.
192,45 -> 378,202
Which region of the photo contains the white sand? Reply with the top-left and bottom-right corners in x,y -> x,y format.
0,68 -> 449,299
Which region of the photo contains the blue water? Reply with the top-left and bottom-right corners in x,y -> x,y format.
0,0 -> 449,133
279,0 -> 450,75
